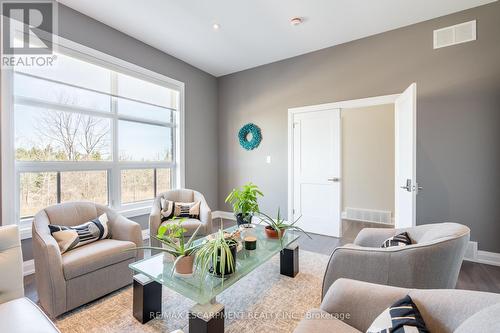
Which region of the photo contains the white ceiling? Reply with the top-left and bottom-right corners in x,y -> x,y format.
57,0 -> 495,77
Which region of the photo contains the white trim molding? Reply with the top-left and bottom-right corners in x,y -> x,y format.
464,241 -> 500,267
23,259 -> 35,276
287,93 -> 402,239
212,210 -> 235,220
1,33 -> 185,232
212,210 -> 262,223
141,229 -> 150,241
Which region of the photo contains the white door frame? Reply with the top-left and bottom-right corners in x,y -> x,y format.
288,93 -> 402,235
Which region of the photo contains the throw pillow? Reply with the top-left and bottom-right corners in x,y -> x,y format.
173,201 -> 200,219
381,232 -> 412,248
160,199 -> 201,221
160,198 -> 175,221
366,295 -> 429,333
49,213 -> 110,253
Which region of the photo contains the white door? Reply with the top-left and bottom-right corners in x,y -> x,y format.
395,83 -> 417,228
292,109 -> 341,237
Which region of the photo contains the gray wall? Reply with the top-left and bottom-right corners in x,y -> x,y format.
4,4 -> 219,260
217,2 -> 500,252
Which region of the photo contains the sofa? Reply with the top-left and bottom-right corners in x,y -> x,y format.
0,225 -> 60,332
322,223 -> 470,297
149,189 -> 212,249
294,278 -> 500,333
33,202 -> 144,317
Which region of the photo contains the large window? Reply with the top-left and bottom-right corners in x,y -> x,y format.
2,44 -> 183,229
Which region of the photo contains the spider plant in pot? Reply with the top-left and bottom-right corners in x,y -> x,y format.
133,218 -> 202,275
259,208 -> 311,247
195,229 -> 238,280
225,182 -> 264,226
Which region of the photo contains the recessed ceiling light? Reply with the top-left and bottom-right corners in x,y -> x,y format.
290,17 -> 303,26
212,23 -> 220,30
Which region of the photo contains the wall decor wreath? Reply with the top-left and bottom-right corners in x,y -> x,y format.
238,123 -> 262,150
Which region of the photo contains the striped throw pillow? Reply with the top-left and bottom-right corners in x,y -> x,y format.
160,199 -> 201,221
49,213 -> 111,253
173,201 -> 200,219
367,295 -> 429,333
381,232 -> 412,248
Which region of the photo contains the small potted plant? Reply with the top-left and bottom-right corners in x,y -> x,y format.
133,218 -> 203,275
195,229 -> 238,279
225,182 -> 264,226
259,208 -> 311,246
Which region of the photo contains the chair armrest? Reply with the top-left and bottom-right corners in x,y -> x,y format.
107,212 -> 144,259
0,225 -> 24,303
32,211 -> 66,317
194,191 -> 212,235
353,228 -> 396,247
387,235 -> 469,289
320,278 -> 409,332
149,196 -> 162,248
322,245 -> 392,298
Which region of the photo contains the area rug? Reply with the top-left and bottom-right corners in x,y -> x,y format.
55,250 -> 330,333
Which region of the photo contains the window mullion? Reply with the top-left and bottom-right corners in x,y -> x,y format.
111,72 -> 120,209
56,172 -> 61,203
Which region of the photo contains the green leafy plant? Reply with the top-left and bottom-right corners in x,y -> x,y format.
225,182 -> 263,223
195,229 -> 238,281
131,217 -> 203,274
259,208 -> 311,248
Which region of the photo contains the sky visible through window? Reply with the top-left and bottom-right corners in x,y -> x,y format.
13,50 -> 179,218
14,52 -> 176,162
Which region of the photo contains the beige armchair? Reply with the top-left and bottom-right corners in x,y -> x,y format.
149,189 -> 212,248
0,225 -> 60,332
294,278 -> 500,333
322,223 -> 470,297
33,202 -> 143,317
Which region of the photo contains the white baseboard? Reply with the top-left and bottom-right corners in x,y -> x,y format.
23,259 -> 35,276
212,211 -> 262,223
464,241 -> 500,266
212,210 -> 235,220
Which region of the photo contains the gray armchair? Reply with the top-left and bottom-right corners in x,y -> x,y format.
149,189 -> 212,248
0,225 -> 60,332
33,202 -> 143,317
322,223 -> 470,297
294,278 -> 500,333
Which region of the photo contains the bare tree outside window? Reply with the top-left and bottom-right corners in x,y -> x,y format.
14,56 -> 178,219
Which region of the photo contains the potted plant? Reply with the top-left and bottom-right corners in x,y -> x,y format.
259,208 -> 311,247
225,182 -> 264,226
132,218 -> 203,275
195,229 -> 238,279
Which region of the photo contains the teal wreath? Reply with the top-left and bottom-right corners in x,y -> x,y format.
238,123 -> 262,150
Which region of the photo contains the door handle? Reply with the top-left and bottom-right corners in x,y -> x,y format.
400,179 -> 423,193
327,178 -> 340,182
400,179 -> 412,192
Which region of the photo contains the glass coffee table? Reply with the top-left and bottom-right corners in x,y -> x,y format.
129,224 -> 301,333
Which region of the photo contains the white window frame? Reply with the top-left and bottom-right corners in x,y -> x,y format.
1,35 -> 185,239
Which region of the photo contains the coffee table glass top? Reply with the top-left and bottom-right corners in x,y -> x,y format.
129,224 -> 300,305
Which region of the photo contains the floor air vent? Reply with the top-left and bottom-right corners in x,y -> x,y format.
345,207 -> 392,225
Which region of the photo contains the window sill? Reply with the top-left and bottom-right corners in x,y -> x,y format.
18,204 -> 153,240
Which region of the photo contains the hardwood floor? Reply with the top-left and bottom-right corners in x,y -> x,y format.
24,219 -> 500,305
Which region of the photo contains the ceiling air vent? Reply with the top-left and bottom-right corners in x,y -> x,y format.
433,20 -> 476,49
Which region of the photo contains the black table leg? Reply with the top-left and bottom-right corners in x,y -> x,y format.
280,243 -> 299,277
133,274 -> 162,324
189,299 -> 225,333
